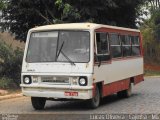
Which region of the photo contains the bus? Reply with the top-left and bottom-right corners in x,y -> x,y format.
20,23 -> 144,109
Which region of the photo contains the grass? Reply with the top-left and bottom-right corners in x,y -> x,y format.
144,69 -> 160,76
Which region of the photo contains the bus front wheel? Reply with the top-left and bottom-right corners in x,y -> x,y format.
31,97 -> 46,110
88,86 -> 100,109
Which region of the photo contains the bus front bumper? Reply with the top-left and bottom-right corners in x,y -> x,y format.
20,84 -> 93,100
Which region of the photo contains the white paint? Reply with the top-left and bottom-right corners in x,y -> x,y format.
94,58 -> 143,84
21,23 -> 143,100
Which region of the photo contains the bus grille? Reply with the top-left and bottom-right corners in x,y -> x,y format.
41,76 -> 70,84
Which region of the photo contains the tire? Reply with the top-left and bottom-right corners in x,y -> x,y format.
31,97 -> 46,110
117,83 -> 132,98
88,86 -> 100,109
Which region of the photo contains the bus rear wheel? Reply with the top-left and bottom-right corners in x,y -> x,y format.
31,97 -> 46,110
88,86 -> 100,109
117,83 -> 132,98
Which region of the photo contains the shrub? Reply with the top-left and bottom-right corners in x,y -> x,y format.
0,40 -> 23,88
0,77 -> 13,89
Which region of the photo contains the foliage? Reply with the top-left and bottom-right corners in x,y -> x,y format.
0,77 -> 12,89
0,40 -> 23,88
0,0 -> 7,10
140,8 -> 160,63
2,0 -> 145,41
146,0 -> 160,13
54,0 -> 81,23
2,0 -> 56,41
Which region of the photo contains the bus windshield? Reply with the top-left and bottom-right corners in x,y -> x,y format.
26,31 -> 90,63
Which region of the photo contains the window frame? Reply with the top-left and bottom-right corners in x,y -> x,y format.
94,32 -> 111,63
95,32 -> 110,56
131,35 -> 141,56
121,34 -> 132,57
26,30 -> 91,63
110,33 -> 123,59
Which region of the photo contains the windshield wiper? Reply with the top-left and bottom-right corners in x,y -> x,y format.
56,41 -> 65,60
56,41 -> 75,66
61,50 -> 76,66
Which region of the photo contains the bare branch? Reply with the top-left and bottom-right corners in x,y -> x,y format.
35,10 -> 52,24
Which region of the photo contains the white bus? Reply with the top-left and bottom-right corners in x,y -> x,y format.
21,23 -> 144,109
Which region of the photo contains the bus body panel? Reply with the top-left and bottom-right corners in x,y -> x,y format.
21,72 -> 94,99
21,23 -> 143,102
94,57 -> 143,84
22,62 -> 93,74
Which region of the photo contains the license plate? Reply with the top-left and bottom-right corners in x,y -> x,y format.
64,91 -> 78,96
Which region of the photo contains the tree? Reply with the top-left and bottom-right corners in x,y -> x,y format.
0,0 -> 6,10
2,0 -> 145,41
0,40 -> 23,87
140,8 -> 160,63
147,0 -> 160,11
2,0 -> 59,41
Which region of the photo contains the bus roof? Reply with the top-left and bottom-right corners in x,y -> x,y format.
30,23 -> 140,32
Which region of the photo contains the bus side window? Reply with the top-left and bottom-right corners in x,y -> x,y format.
121,35 -> 131,57
131,36 -> 141,56
110,33 -> 122,58
95,32 -> 110,62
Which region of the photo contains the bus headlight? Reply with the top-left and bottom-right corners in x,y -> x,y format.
23,76 -> 32,84
79,77 -> 87,86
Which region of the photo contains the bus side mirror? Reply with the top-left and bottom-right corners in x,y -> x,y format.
98,58 -> 101,67
94,53 -> 101,67
94,53 -> 98,62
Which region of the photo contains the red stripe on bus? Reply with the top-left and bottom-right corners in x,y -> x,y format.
95,28 -> 140,36
102,79 -> 130,97
134,74 -> 144,85
94,74 -> 144,97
